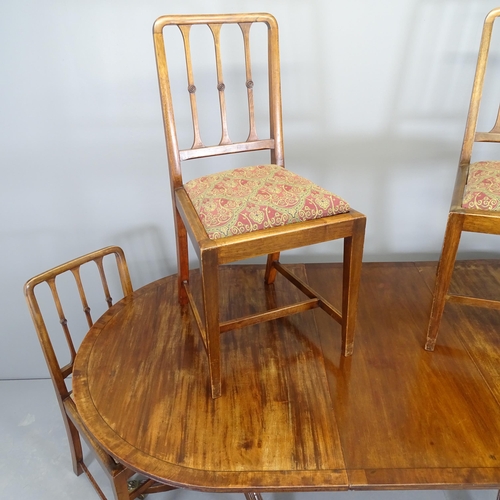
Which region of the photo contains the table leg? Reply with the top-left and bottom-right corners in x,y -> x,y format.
244,493 -> 263,500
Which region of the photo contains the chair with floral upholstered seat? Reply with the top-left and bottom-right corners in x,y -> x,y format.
153,13 -> 366,398
425,7 -> 500,351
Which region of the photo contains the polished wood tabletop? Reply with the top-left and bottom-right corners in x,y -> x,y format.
73,261 -> 500,492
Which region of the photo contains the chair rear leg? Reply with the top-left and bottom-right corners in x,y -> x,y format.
341,217 -> 366,356
265,252 -> 280,284
175,208 -> 190,305
201,249 -> 222,398
425,213 -> 464,351
61,408 -> 84,476
110,469 -> 134,500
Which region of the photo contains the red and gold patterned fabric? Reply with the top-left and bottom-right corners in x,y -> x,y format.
184,164 -> 350,240
462,161 -> 500,211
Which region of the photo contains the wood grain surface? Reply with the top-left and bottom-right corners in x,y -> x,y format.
73,261 -> 500,491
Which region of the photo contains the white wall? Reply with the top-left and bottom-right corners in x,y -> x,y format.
3,0 -> 500,379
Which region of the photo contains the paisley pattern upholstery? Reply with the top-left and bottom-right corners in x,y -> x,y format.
184,164 -> 350,239
462,161 -> 500,211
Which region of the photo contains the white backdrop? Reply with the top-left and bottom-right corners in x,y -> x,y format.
3,0 -> 500,379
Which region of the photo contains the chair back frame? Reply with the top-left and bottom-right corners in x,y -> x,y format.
24,246 -> 133,401
153,13 -> 284,193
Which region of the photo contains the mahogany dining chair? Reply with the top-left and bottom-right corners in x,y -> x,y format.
24,246 -> 175,500
425,7 -> 500,351
153,13 -> 366,398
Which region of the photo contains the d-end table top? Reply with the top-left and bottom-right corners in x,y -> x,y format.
73,262 -> 500,492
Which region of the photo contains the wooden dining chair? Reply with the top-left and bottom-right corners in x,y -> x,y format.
153,13 -> 366,398
24,246 -> 175,500
425,7 -> 500,351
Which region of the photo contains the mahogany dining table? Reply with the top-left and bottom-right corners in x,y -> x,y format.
72,262 -> 500,494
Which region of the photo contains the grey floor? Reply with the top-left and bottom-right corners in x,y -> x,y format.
0,379 -> 497,500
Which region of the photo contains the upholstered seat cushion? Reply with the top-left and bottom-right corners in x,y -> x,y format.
184,164 -> 350,240
462,161 -> 500,210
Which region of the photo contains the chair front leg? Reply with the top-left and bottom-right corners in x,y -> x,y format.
200,249 -> 222,398
425,212 -> 464,351
341,217 -> 366,356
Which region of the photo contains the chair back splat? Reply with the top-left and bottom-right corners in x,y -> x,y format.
153,13 -> 366,398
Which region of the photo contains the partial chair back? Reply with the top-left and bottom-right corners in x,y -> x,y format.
24,246 -> 133,403
460,7 -> 500,161
153,13 -> 284,191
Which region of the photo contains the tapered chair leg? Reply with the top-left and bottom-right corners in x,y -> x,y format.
201,250 -> 222,398
264,252 -> 280,284
63,414 -> 84,476
341,217 -> 366,356
425,213 -> 464,351
111,469 -> 133,500
175,209 -> 190,306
